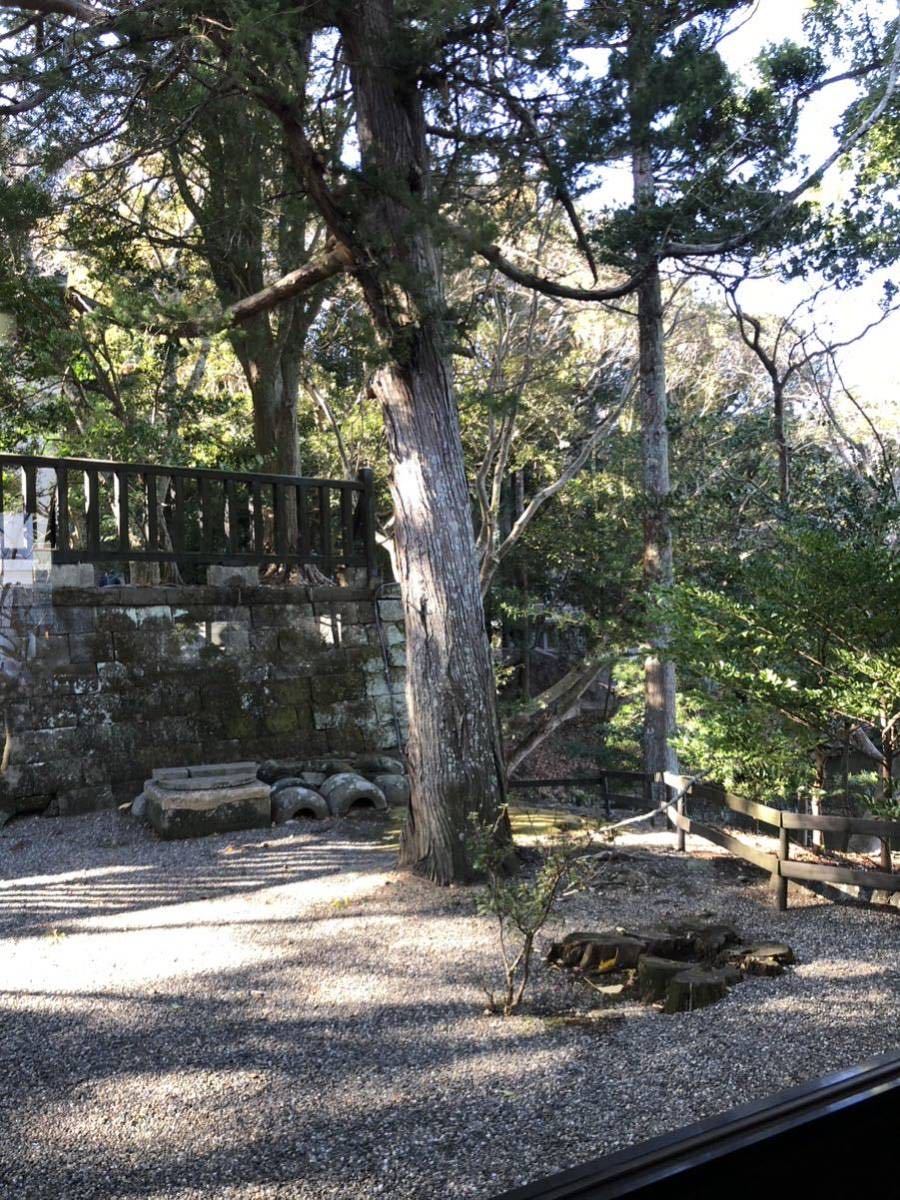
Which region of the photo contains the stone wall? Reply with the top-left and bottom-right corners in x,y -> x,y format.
0,582 -> 407,817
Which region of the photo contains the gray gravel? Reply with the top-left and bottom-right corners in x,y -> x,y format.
2,809 -> 900,1200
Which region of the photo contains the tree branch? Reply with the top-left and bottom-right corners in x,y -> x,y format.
480,371 -> 634,595
171,245 -> 351,337
473,236 -> 646,301
664,25 -> 900,260
506,660 -> 612,776
0,0 -> 107,18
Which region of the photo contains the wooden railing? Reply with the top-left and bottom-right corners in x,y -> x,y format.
493,1049 -> 900,1198
661,772 -> 900,911
508,770 -> 653,817
0,453 -> 377,575
510,769 -> 900,910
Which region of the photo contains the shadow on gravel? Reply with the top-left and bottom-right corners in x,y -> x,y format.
0,931 -> 546,1199
4,821 -> 900,1199
0,833 -> 392,938
2,922 -> 899,1200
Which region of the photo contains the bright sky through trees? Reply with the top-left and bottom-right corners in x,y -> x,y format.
722,1 -> 900,419
575,2 -> 898,421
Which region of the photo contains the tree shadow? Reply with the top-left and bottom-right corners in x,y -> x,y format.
0,816 -> 396,938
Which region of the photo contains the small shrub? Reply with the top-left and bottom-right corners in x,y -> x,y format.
471,812 -> 590,1016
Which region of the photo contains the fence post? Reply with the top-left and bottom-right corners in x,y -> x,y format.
676,796 -> 686,851
675,777 -> 686,853
881,839 -> 892,873
358,467 -> 377,583
774,816 -> 789,911
642,772 -> 654,825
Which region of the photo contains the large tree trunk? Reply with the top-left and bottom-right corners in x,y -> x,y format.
244,342 -> 301,564
632,123 -> 678,788
637,265 -> 678,786
341,2 -> 506,883
245,347 -> 302,476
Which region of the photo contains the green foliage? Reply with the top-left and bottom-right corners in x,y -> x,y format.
471,813 -> 590,1015
667,519 -> 900,797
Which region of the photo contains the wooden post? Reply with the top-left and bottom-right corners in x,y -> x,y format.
340,483 -> 354,568
775,818 -> 789,911
85,468 -> 100,554
880,734 -> 894,871
22,463 -> 38,552
225,477 -> 238,557
358,467 -> 377,582
56,467 -> 69,554
319,484 -> 333,572
115,467 -> 129,554
676,782 -> 686,853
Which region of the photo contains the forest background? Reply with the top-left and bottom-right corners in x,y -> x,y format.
0,0 -> 898,880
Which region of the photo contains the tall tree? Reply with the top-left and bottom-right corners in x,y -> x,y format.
546,1 -> 900,784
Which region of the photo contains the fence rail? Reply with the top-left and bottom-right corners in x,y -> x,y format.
661,771 -> 900,910
0,453 -> 377,575
509,769 -> 900,910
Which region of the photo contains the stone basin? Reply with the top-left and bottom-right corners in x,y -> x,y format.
144,773 -> 270,840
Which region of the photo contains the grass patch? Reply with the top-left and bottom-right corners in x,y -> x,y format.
365,803 -> 596,855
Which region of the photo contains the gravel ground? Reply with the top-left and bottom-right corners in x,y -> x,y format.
2,807 -> 900,1200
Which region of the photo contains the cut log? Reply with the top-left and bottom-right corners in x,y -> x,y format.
724,942 -> 794,976
625,927 -> 695,960
742,942 -> 795,965
742,955 -> 784,978
663,966 -> 741,1014
668,919 -> 740,958
636,956 -> 691,1004
549,931 -> 648,971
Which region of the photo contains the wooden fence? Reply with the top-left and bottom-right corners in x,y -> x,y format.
510,768 -> 900,910
508,770 -> 653,817
0,453 -> 377,575
662,772 -> 900,911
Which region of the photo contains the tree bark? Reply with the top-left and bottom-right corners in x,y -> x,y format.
248,347 -> 302,476
634,218 -> 678,787
627,18 -> 678,792
773,380 -> 789,505
340,2 -> 506,882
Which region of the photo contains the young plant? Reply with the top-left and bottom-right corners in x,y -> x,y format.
471,813 -> 588,1016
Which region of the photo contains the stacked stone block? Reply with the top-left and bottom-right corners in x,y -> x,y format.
0,584 -> 408,818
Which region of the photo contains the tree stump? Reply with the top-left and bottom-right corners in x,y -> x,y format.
636,956 -> 690,1003
548,931 -> 648,971
625,928 -> 695,960
669,919 -> 740,958
731,942 -> 795,976
662,966 -> 741,1014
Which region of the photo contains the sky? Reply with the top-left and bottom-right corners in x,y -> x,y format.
718,1 -> 900,417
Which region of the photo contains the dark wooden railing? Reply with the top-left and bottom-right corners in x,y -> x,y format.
0,453 -> 377,575
510,769 -> 900,909
493,1049 -> 900,1198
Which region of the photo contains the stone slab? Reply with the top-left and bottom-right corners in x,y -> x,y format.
145,777 -> 270,839
206,565 -> 260,587
187,761 -> 259,778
